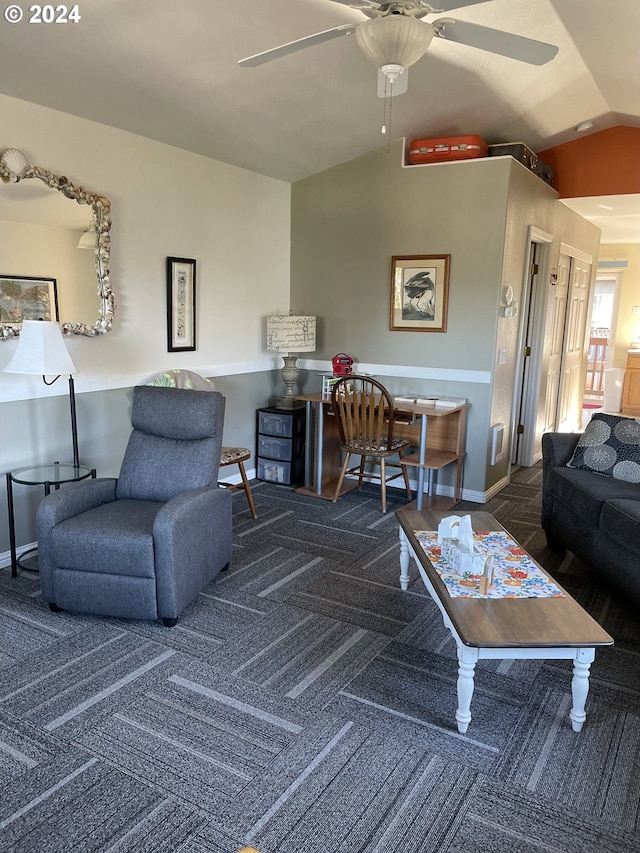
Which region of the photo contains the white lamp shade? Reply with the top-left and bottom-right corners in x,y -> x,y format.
77,227 -> 98,249
4,320 -> 77,376
266,315 -> 316,353
356,15 -> 435,69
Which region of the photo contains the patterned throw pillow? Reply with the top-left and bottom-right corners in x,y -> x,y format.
567,413 -> 640,483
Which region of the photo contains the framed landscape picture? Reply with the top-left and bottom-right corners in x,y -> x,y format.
390,254 -> 450,332
0,275 -> 58,324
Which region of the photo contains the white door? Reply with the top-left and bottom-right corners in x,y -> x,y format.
542,251 -> 570,438
556,249 -> 592,432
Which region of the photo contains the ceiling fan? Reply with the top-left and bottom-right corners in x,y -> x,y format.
239,0 -> 558,98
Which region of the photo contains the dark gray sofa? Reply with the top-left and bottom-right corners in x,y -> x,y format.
541,431 -> 640,605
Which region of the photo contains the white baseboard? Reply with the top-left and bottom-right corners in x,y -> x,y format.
480,473 -> 511,502
385,470 -> 510,504
0,542 -> 36,570
219,466 -> 257,487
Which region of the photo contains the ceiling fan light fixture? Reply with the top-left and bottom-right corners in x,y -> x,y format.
355,14 -> 435,70
380,62 -> 405,83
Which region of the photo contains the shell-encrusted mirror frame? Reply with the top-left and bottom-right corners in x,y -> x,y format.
0,148 -> 115,339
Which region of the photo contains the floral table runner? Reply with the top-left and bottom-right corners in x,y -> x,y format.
413,530 -> 565,599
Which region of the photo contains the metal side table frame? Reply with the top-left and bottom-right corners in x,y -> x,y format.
6,461 -> 96,576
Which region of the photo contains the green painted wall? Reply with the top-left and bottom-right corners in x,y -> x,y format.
291,140 -> 509,371
291,140 -> 601,495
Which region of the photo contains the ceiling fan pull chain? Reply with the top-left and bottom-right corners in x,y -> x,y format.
386,79 -> 394,152
381,74 -> 389,134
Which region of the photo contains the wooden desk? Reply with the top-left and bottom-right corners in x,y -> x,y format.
294,392 -> 468,510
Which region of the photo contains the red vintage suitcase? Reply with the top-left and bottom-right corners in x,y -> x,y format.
488,142 -> 554,187
409,134 -> 488,164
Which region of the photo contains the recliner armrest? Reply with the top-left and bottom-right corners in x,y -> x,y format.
542,432 -> 580,469
37,478 -> 118,604
37,478 -> 118,528
153,486 -> 233,618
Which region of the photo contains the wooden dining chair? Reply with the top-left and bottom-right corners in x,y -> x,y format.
330,375 -> 412,513
150,370 -> 257,519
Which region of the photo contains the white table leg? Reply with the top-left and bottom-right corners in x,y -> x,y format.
456,644 -> 478,733
569,647 -> 595,732
399,528 -> 410,591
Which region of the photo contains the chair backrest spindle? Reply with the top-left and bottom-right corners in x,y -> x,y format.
331,376 -> 397,451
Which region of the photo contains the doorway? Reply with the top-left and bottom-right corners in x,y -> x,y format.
512,232 -> 593,466
583,272 -> 620,406
512,228 -> 552,466
512,241 -> 542,464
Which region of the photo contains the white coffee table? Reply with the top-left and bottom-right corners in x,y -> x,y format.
396,509 -> 614,733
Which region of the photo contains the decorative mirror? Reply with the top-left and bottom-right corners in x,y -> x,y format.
0,148 -> 114,339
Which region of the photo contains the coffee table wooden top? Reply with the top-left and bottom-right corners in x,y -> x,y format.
396,509 -> 614,649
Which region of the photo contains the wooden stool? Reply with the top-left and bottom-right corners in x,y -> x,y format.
219,447 -> 257,519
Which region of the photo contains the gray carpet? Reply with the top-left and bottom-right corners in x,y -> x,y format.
1,464 -> 639,853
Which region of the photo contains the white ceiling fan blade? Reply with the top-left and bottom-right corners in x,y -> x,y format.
424,0 -> 492,11
433,18 -> 559,65
238,24 -> 356,67
326,0 -> 381,9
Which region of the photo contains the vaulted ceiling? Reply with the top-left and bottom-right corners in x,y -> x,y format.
1,0 -> 638,239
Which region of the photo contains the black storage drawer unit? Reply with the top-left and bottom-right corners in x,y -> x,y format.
258,434 -> 305,462
256,406 -> 305,486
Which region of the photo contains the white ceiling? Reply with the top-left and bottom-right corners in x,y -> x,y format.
561,194 -> 640,245
1,0 -> 638,240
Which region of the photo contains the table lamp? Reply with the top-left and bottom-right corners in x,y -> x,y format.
266,314 -> 316,409
4,320 -> 80,467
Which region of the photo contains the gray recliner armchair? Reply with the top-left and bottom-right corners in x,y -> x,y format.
37,385 -> 233,626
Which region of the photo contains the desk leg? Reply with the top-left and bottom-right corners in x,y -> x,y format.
569,647 -> 594,732
315,400 -> 324,496
304,400 -> 312,489
398,527 -> 410,591
452,456 -> 464,506
415,414 -> 428,511
6,473 -> 17,578
456,644 -> 478,733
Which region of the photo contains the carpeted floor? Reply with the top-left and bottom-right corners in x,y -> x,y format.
1,464 -> 639,853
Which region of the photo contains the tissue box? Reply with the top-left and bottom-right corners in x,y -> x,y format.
440,538 -> 487,576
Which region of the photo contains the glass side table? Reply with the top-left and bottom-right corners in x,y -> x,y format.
6,462 -> 96,577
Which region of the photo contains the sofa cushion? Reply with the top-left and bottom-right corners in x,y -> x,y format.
600,499 -> 640,551
547,465 -> 639,526
567,413 -> 640,483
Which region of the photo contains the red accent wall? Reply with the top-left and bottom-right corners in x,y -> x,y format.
539,126 -> 640,198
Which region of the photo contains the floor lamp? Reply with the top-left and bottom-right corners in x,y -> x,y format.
4,320 -> 80,468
